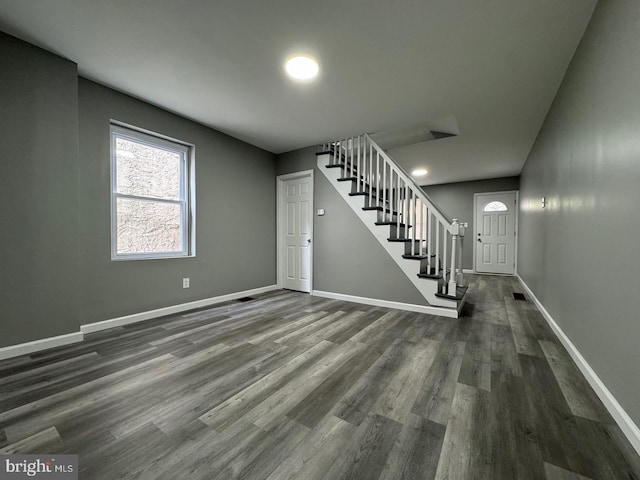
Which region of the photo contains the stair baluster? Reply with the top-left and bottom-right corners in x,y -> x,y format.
317,133 -> 468,312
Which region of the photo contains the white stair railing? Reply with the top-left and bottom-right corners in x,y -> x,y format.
320,134 -> 466,296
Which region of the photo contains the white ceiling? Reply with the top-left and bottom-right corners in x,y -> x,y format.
0,0 -> 596,185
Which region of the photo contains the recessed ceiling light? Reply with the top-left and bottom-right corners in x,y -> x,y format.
412,168 -> 428,177
285,56 -> 319,81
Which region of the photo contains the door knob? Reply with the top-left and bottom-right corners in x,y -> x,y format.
307,239 -> 311,244
477,238 -> 482,243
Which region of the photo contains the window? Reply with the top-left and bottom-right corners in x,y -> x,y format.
483,201 -> 508,212
110,124 -> 194,260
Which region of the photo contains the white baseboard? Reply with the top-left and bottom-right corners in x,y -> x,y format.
0,332 -> 84,361
312,290 -> 458,318
517,275 -> 640,456
81,285 -> 278,334
0,285 -> 278,361
463,269 -> 474,274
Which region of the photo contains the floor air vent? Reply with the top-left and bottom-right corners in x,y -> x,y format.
513,292 -> 526,301
237,297 -> 255,302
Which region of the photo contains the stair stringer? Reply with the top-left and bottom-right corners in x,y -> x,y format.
317,153 -> 459,315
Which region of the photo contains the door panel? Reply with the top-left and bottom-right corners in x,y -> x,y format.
498,215 -> 507,236
475,192 -> 517,274
279,173 -> 313,292
482,243 -> 491,263
498,243 -> 507,264
287,246 -> 295,279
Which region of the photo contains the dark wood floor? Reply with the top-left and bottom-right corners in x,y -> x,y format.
1,275 -> 639,479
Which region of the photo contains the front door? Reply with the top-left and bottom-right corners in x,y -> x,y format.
474,191 -> 517,274
278,172 -> 313,292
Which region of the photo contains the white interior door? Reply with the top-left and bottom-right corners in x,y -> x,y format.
278,172 -> 313,292
474,191 -> 517,274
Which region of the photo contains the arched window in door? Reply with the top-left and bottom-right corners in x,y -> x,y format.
484,201 -> 508,212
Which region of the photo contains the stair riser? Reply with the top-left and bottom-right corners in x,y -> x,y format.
403,240 -> 422,256
341,175 -> 413,202
419,260 -> 440,276
388,227 -> 412,240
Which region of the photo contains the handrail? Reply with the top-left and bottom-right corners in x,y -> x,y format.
364,134 -> 453,227
321,133 -> 466,296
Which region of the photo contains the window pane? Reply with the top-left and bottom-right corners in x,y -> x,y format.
115,137 -> 182,200
116,198 -> 182,254
483,201 -> 508,212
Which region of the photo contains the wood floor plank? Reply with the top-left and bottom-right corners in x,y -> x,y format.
81,422 -> 174,480
247,310 -> 332,345
491,323 -> 523,377
113,342 -> 289,438
321,413 -> 402,480
505,296 -> 545,357
457,318 -> 492,391
433,383 -> 483,480
279,310 -> 368,348
286,343 -> 384,428
378,414 -> 446,480
0,426 -> 63,454
371,338 -> 440,424
489,372 -> 546,480
566,416 -> 640,480
199,340 -> 336,431
411,341 -> 466,425
544,462 -> 593,480
219,417 -> 310,480
139,419 -> 262,480
264,414 -> 357,480
539,340 -> 607,422
242,339 -> 373,431
332,338 -> 414,426
271,311 -> 348,345
1,275 -> 638,479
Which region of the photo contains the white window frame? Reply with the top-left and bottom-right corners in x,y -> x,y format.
110,122 -> 195,260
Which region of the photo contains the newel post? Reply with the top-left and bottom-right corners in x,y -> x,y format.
449,219 -> 460,295
457,222 -> 467,287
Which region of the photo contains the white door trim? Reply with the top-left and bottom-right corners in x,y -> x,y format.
276,170 -> 314,292
473,190 -> 519,275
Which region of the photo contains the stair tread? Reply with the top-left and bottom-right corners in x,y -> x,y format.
335,176 -> 391,194
387,238 -> 420,243
363,206 -> 399,214
435,285 -> 468,301
349,191 -> 376,196
328,168 -> 400,196
417,272 -> 443,279
326,164 -> 358,175
402,254 -> 435,260
375,221 -> 412,228
317,149 -> 349,163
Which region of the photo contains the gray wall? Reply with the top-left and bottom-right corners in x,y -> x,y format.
424,177 -> 520,270
0,33 -> 80,347
277,148 -> 429,306
78,79 -> 276,324
0,30 -> 277,348
518,0 -> 640,425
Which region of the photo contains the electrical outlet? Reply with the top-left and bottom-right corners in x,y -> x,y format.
182,277 -> 190,288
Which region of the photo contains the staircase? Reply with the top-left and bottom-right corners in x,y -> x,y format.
317,134 -> 468,318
